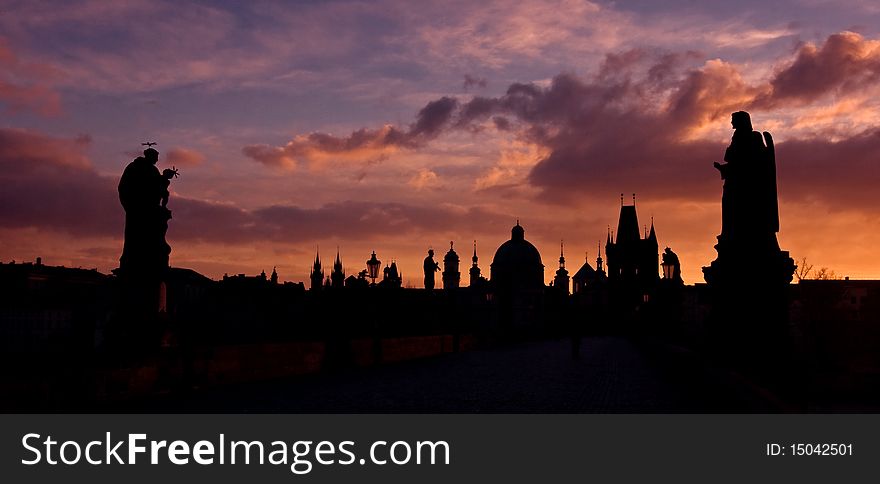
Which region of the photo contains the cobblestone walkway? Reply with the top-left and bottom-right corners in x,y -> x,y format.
142,337 -> 767,412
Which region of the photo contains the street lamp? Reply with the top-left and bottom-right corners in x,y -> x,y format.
662,260 -> 674,281
366,251 -> 381,285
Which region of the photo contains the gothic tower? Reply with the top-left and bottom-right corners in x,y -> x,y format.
381,260 -> 402,288
604,195 -> 659,310
310,247 -> 324,291
330,248 -> 345,288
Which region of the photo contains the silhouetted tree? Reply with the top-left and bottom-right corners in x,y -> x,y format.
813,267 -> 841,280
795,257 -> 814,281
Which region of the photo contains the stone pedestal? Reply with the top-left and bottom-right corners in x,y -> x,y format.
109,206 -> 172,357
702,238 -> 796,381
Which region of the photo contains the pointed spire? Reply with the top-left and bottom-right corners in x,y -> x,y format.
469,239 -> 482,285
558,239 -> 565,268
606,225 -> 611,245
553,239 -> 569,294
648,217 -> 657,242
331,246 -> 344,287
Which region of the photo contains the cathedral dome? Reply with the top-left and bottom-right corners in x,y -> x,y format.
491,222 -> 544,288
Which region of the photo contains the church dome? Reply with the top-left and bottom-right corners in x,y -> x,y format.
491,222 -> 544,288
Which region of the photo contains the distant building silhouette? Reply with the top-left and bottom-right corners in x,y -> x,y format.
606,195 -> 659,308
572,244 -> 607,295
553,241 -> 570,295
223,270 -> 270,286
0,258 -> 109,354
380,260 -> 402,288
469,241 -> 485,287
330,249 -> 345,288
491,221 -> 544,289
345,270 -> 369,289
491,221 -> 545,328
443,241 -> 460,289
310,248 -> 324,291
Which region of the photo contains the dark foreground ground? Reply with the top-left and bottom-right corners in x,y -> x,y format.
126,337 -> 788,413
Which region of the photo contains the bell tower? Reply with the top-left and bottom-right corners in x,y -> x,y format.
443,241 -> 460,289
553,240 -> 570,295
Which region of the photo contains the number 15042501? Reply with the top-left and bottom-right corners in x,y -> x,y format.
766,443 -> 853,456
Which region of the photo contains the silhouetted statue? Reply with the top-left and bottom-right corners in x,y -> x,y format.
423,248 -> 440,290
705,111 -> 793,282
703,112 -> 796,378
109,144 -> 179,355
713,111 -> 779,253
118,146 -> 178,279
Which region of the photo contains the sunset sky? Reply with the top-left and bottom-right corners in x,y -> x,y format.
2,0 -> 880,286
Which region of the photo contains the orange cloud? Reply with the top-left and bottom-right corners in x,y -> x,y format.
242,97 -> 459,169
408,168 -> 441,190
165,147 -> 206,167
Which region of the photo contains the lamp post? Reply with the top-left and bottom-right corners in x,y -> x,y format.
366,251 -> 381,286
662,260 -> 675,281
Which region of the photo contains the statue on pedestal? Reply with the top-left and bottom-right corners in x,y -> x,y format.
113,143 -> 179,352
423,248 -> 440,290
703,112 -> 796,376
704,112 -> 794,288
